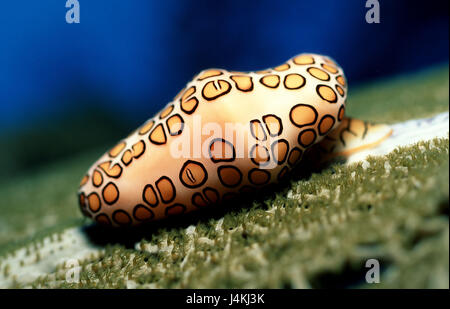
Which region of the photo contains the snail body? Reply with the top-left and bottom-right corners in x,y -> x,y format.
77,53 -> 392,227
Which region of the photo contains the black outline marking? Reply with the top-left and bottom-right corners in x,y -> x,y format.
95,213 -> 111,226
186,169 -> 195,183
142,184 -> 159,208
179,160 -> 208,189
271,139 -> 290,165
316,84 -> 338,103
156,176 -> 176,204
263,114 -> 283,137
289,104 -> 318,128
138,120 -> 155,135
318,115 -> 336,136
121,150 -> 133,166
259,74 -> 280,89
250,119 -> 267,141
166,113 -> 185,136
165,203 -> 187,217
99,161 -> 123,179
248,168 -> 271,186
109,141 -> 126,158
197,70 -> 223,81
102,182 -> 119,205
208,138 -> 236,163
277,166 -> 289,181
293,55 -> 315,65
159,104 -> 174,119
112,209 -> 132,226
335,84 -> 345,97
288,147 -> 303,167
250,144 -> 270,167
181,97 -> 199,114
298,129 -> 317,148
180,86 -> 199,115
321,63 -> 338,74
338,105 -> 345,121
92,169 -> 103,187
217,165 -> 243,188
273,63 -> 291,71
87,192 -> 102,213
192,192 -> 209,208
336,75 -> 346,87
149,123 -> 167,145
283,73 -> 306,90
78,192 -> 86,209
230,75 -> 254,92
203,187 -> 220,204
132,140 -> 146,159
201,79 -> 232,101
133,204 -> 155,222
307,67 -> 330,81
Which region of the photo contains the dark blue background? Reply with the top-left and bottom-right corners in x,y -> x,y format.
0,0 -> 448,132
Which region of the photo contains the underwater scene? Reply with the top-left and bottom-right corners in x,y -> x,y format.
0,0 -> 448,292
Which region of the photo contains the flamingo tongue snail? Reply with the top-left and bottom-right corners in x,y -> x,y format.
77,53 -> 393,227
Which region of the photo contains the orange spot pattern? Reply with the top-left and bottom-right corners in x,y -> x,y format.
78,53 -> 348,226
